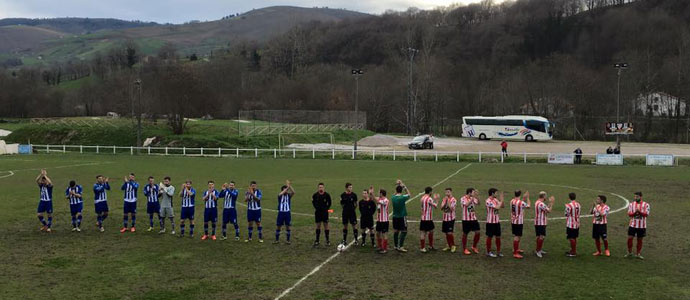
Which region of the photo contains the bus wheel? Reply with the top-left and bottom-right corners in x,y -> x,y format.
525,135 -> 534,142
479,133 -> 487,140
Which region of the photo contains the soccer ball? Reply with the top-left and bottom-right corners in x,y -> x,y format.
337,243 -> 346,252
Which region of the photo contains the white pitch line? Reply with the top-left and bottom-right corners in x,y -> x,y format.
0,161 -> 114,173
273,163 -> 473,300
0,171 -> 15,179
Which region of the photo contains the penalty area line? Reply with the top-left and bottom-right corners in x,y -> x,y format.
273,163 -> 473,300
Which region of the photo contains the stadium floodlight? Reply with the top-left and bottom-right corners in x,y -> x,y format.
351,69 -> 364,157
134,79 -> 142,153
614,62 -> 628,146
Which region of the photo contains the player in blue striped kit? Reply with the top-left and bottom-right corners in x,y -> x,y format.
120,173 -> 139,233
274,180 -> 295,244
93,175 -> 110,232
245,181 -> 263,243
35,169 -> 54,232
65,180 -> 83,232
179,180 -> 196,238
143,176 -> 161,232
202,181 -> 219,241
218,181 -> 240,240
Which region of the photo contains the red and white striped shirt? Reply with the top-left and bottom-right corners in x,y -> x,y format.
534,200 -> 550,226
461,195 -> 478,221
485,197 -> 500,224
420,194 -> 437,221
442,196 -> 457,221
564,201 -> 581,229
510,197 -> 529,225
628,201 -> 650,228
377,197 -> 389,222
592,204 -> 610,224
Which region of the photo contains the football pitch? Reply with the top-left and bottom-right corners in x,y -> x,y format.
1,154 -> 688,300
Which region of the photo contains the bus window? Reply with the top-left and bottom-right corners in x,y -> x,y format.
525,120 -> 546,132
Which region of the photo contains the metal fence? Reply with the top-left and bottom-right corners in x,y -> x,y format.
30,144 -> 690,166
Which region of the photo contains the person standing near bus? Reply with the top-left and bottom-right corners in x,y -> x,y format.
500,140 -> 508,157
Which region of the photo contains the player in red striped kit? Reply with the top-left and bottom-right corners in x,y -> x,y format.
510,190 -> 530,259
591,195 -> 610,257
534,191 -> 554,258
461,188 -> 481,255
375,188 -> 390,254
626,191 -> 650,259
440,188 -> 457,253
485,188 -> 505,258
564,192 -> 581,257
419,186 -> 439,253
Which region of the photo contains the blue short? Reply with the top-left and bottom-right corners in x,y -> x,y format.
223,208 -> 237,225
276,211 -> 291,227
123,201 -> 137,214
247,209 -> 261,222
37,201 -> 53,213
204,208 -> 218,223
147,202 -> 160,214
181,207 -> 195,220
70,203 -> 83,215
95,201 -> 109,214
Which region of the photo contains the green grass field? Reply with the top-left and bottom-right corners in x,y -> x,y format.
1,154 -> 688,300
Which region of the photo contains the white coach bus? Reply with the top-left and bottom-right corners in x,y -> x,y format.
461,115 -> 553,141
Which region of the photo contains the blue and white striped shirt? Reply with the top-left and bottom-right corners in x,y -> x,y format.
181,187 -> 196,208
39,184 -> 53,202
204,189 -> 219,209
121,181 -> 139,202
278,193 -> 291,212
245,189 -> 262,210
93,182 -> 110,203
65,185 -> 83,205
219,188 -> 239,209
143,184 -> 159,203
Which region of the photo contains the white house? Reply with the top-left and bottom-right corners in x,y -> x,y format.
634,92 -> 686,117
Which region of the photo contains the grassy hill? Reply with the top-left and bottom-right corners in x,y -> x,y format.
0,6 -> 371,64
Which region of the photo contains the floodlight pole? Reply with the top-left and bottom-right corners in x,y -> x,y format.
614,63 -> 628,147
406,47 -> 418,135
352,69 -> 364,158
134,79 -> 142,154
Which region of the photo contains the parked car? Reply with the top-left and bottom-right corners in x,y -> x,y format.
408,134 -> 434,149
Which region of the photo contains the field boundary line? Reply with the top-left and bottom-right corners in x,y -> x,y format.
273,163 -> 473,300
0,171 -> 15,179
0,161 -> 114,173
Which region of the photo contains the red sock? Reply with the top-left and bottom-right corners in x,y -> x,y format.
636,238 -> 643,254
486,237 -> 492,252
536,238 -> 543,252
595,239 -> 601,252
569,239 -> 577,254
428,232 -> 434,248
420,239 -> 425,249
383,239 -> 388,251
462,234 -> 468,249
495,238 -> 501,252
603,239 -> 609,250
473,234 -> 480,248
513,240 -> 519,254
627,237 -> 633,252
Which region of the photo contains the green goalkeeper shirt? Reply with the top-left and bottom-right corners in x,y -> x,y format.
391,194 -> 410,218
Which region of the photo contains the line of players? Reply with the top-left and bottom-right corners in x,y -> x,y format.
34,170 -> 650,259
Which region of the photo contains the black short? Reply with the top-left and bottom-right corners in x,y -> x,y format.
419,220 -> 435,232
592,224 -> 608,239
342,211 -> 357,225
376,221 -> 389,233
628,227 -> 646,238
392,217 -> 407,231
486,223 -> 501,237
511,224 -> 524,237
535,225 -> 547,236
315,210 -> 329,223
462,220 -> 480,234
360,216 -> 374,229
566,228 -> 579,239
442,220 -> 455,233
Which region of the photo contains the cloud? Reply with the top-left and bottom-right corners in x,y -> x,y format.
0,0 -> 485,23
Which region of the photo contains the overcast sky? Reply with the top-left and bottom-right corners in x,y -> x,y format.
0,0 -> 488,24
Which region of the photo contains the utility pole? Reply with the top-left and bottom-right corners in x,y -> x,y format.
405,47 -> 418,135
351,69 -> 364,157
134,79 -> 142,154
614,62 -> 628,147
